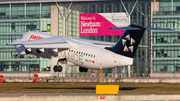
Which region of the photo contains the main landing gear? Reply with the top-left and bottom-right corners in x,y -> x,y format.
53,65 -> 62,72
79,67 -> 88,72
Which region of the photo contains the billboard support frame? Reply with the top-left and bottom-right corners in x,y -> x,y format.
120,0 -> 138,77
120,0 -> 138,25
56,2 -> 73,77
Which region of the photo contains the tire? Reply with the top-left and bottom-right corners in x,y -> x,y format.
53,65 -> 58,72
79,67 -> 83,72
79,67 -> 88,72
83,68 -> 88,72
57,66 -> 62,72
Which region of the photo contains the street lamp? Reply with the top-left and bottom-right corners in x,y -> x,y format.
28,62 -> 29,78
175,61 -> 176,78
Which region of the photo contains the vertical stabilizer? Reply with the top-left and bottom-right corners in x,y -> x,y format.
105,25 -> 145,58
106,24 -> 172,58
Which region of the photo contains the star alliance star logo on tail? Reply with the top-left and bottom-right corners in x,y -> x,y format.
122,34 -> 136,53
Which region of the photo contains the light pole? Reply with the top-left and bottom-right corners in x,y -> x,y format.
174,61 -> 176,78
28,62 -> 29,78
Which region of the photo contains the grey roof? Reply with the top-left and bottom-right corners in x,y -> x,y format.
0,0 -> 112,4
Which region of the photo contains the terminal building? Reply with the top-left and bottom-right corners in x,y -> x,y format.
0,0 -> 178,78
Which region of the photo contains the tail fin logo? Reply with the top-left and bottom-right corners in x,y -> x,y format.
122,34 -> 136,53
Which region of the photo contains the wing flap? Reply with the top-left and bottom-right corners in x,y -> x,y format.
23,43 -> 69,48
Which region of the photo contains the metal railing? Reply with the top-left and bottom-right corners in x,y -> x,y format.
0,14 -> 50,19
53,73 -> 150,78
153,11 -> 180,15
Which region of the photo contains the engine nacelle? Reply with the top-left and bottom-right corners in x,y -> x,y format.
16,45 -> 34,55
16,45 -> 27,55
36,48 -> 44,53
31,48 -> 42,54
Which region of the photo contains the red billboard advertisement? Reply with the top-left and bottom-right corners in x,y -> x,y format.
79,13 -> 128,36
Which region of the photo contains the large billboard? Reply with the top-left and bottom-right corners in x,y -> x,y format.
79,13 -> 128,36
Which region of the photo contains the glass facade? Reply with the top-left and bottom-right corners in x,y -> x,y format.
0,5 -> 10,19
0,3 -> 51,72
153,0 -> 180,72
159,0 -> 180,11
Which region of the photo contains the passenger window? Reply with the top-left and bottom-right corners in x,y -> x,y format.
88,54 -> 90,57
71,50 -> 73,52
83,53 -> 85,55
86,53 -> 88,56
94,55 -> 95,58
91,54 -> 93,57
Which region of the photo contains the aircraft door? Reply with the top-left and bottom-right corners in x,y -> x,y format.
96,51 -> 104,65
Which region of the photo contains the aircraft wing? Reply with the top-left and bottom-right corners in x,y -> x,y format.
6,35 -> 148,49
6,36 -> 70,49
6,36 -> 115,49
72,38 -> 116,47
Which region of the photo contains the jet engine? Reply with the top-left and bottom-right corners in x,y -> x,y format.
16,45 -> 43,55
16,45 -> 29,55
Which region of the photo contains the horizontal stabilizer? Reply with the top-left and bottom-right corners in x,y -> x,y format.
143,27 -> 173,30
138,45 -> 148,48
110,26 -> 141,30
110,24 -> 173,31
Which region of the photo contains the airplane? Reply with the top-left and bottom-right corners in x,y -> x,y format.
5,24 -> 171,73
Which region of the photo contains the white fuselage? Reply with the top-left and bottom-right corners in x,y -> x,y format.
30,39 -> 133,70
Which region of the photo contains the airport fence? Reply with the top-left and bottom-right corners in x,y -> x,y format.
0,72 -> 150,78
53,73 -> 150,78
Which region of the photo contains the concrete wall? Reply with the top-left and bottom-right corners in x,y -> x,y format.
51,3 -> 58,36
150,0 -> 160,76
151,73 -> 180,78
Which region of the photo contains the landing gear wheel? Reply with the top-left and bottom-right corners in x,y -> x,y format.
83,68 -> 88,72
79,67 -> 83,72
57,66 -> 62,72
79,67 -> 88,72
53,65 -> 62,72
53,65 -> 58,72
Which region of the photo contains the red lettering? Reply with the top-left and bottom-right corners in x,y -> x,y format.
29,35 -> 34,39
29,35 -> 43,40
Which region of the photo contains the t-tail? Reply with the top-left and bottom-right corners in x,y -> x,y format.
105,24 -> 172,58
